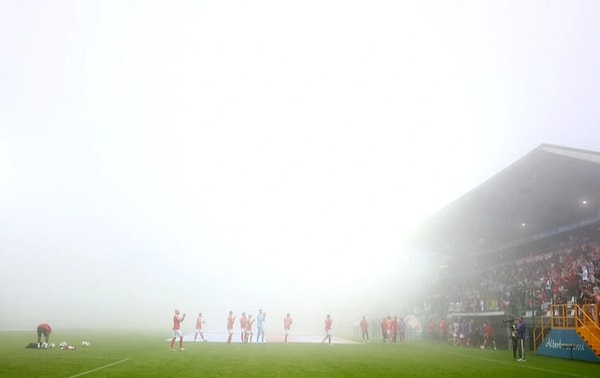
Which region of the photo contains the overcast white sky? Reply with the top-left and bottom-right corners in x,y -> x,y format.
1,1 -> 599,333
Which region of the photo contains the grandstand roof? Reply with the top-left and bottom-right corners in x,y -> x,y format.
409,144 -> 600,256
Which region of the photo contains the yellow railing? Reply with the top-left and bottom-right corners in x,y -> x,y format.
533,304 -> 600,351
575,304 -> 600,348
532,315 -> 549,350
576,304 -> 600,327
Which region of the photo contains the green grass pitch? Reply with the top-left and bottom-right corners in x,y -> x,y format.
1,330 -> 598,377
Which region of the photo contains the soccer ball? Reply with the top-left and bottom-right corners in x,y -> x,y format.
81,341 -> 90,347
59,341 -> 68,348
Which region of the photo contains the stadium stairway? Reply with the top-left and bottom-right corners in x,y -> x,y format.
576,323 -> 600,358
537,304 -> 600,360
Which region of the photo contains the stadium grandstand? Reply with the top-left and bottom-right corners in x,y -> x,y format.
409,144 -> 600,363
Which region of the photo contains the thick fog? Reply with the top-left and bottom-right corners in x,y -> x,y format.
1,1 -> 600,335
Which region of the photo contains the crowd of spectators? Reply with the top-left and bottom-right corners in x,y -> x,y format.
437,235 -> 600,318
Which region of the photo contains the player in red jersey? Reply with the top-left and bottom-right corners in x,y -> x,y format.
360,316 -> 369,343
480,321 -> 497,350
380,317 -> 389,343
36,323 -> 52,345
439,318 -> 448,343
284,313 -> 293,343
322,314 -> 333,344
245,314 -> 255,343
239,312 -> 247,342
170,309 -> 186,351
194,313 -> 207,342
226,311 -> 236,345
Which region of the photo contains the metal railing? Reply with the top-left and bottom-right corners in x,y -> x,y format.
533,304 -> 600,351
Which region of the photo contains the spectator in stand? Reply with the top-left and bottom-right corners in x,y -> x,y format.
554,291 -> 567,327
581,264 -> 589,284
578,285 -> 592,306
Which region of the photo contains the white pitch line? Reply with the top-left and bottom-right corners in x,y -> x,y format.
445,350 -> 596,378
67,357 -> 130,378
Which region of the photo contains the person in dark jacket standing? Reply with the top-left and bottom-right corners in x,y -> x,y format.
515,317 -> 527,362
